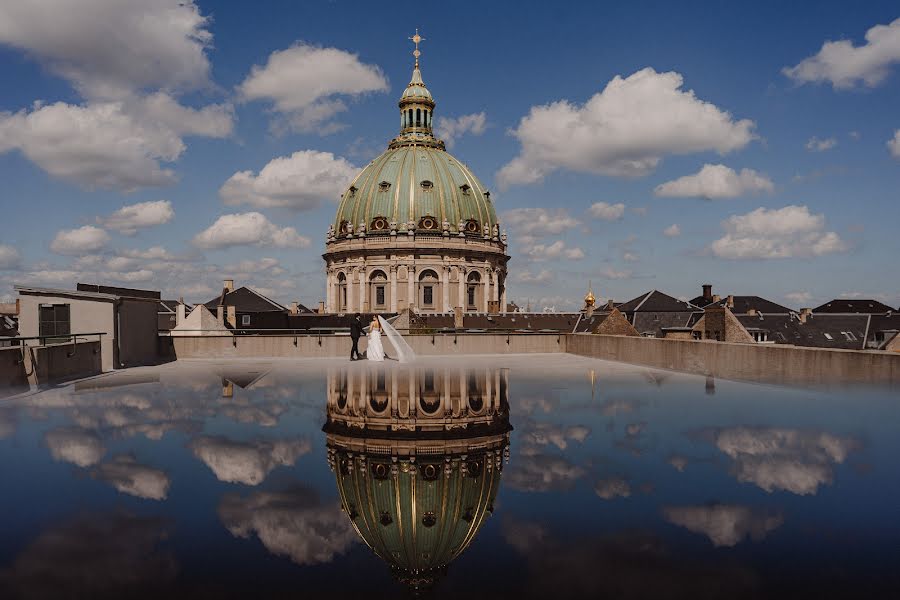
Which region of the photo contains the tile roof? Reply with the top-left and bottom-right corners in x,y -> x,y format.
735,313 -> 869,350
701,295 -> 794,314
618,290 -> 699,313
203,286 -> 286,313
813,299 -> 895,314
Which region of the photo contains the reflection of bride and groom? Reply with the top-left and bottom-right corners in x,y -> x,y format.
348,314 -> 414,363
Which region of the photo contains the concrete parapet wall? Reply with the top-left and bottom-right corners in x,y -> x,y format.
566,334 -> 900,386
0,347 -> 28,397
166,333 -> 566,360
0,340 -> 102,394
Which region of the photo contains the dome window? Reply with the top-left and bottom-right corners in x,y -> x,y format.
459,184 -> 471,195
420,463 -> 440,481
379,512 -> 393,526
348,185 -> 357,197
378,181 -> 391,192
371,462 -> 390,480
371,216 -> 389,231
420,180 -> 434,190
338,220 -> 350,234
465,219 -> 480,234
419,215 -> 438,230
422,512 -> 437,528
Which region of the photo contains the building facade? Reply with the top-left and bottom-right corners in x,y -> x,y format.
323,37 -> 510,315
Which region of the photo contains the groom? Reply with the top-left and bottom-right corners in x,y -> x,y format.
349,313 -> 363,361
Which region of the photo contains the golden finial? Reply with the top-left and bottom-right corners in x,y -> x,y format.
584,281 -> 596,307
409,28 -> 425,67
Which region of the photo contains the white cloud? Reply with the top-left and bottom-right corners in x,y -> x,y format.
0,0 -> 213,99
783,18 -> 900,89
515,270 -> 555,284
226,258 -> 285,277
599,267 -> 633,280
710,205 -> 847,259
435,112 -> 487,148
519,423 -> 590,451
120,246 -> 179,261
503,208 -> 580,241
218,488 -> 356,565
0,245 -> 22,269
785,291 -> 812,305
888,129 -> 900,159
805,136 -> 837,152
506,454 -> 586,492
655,164 -> 774,199
238,43 -> 388,134
523,240 -> 585,261
99,200 -> 174,234
220,150 -> 357,210
193,212 -> 311,250
663,224 -> 681,237
0,98 -> 231,191
588,202 -> 625,221
190,436 -> 311,486
594,477 -> 631,500
92,455 -> 170,500
497,67 -> 756,187
663,505 -> 783,547
50,225 -> 109,255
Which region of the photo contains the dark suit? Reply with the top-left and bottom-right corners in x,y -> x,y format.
349,318 -> 363,360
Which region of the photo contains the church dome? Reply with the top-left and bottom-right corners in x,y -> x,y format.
331,32 -> 497,238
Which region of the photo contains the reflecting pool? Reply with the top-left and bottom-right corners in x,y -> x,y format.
0,355 -> 897,598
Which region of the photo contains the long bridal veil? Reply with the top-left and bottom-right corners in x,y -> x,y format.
378,316 -> 416,363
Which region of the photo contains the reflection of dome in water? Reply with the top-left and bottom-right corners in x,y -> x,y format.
324,366 -> 511,593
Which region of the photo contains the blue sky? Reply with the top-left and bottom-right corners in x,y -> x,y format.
1,0 -> 898,310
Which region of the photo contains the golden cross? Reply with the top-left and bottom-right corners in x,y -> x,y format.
409,28 -> 424,66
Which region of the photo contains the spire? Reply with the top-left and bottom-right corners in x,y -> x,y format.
390,29 -> 443,150
409,28 -> 424,69
584,281 -> 596,308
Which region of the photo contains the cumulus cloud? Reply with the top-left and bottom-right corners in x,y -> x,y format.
44,427 -> 105,467
0,245 -> 22,270
92,455 -> 170,500
505,454 -> 586,492
888,130 -> 900,159
599,267 -> 633,280
238,43 -> 388,134
226,258 -> 286,278
50,225 -> 109,255
497,67 -> 756,187
98,200 -> 174,234
190,436 -> 311,485
220,150 -> 357,210
783,18 -> 900,89
515,269 -> 555,284
594,477 -> 631,500
435,112 -> 487,148
785,291 -> 812,305
806,136 -> 837,152
655,164 -> 774,199
193,213 -> 311,250
523,240 -> 585,261
588,202 -> 626,221
663,224 -> 681,237
503,208 -> 580,241
218,486 -> 357,565
710,205 -> 847,260
703,426 -> 860,495
663,504 -> 784,547
0,98 -> 231,191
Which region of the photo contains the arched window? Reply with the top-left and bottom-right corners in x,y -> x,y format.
467,271 -> 481,309
408,109 -> 413,128
337,272 -> 348,311
419,269 -> 439,308
369,270 -> 388,308
416,108 -> 421,126
424,109 -> 429,127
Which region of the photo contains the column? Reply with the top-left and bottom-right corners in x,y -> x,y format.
390,266 -> 398,313
407,265 -> 416,312
482,269 -> 490,313
500,272 -> 507,314
442,266 -> 450,313
457,266 -> 466,310
347,269 -> 356,313
491,270 -> 500,302
358,267 -> 366,312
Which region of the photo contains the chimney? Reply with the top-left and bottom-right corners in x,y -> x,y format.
222,379 -> 233,398
726,295 -> 734,309
702,284 -> 713,302
176,298 -> 186,326
223,279 -> 234,293
606,299 -> 615,310
289,302 -> 299,316
226,305 -> 237,328
712,294 -> 721,303
747,308 -> 757,316
799,307 -> 811,324
216,305 -> 225,327
317,301 -> 325,314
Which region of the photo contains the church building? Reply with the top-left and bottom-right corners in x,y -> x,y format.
323,33 -> 510,314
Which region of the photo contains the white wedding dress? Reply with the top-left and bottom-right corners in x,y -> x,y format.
367,324 -> 385,362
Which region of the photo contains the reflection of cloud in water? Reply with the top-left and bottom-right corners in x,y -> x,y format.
0,512 -> 176,598
92,455 -> 171,500
506,453 -> 585,492
520,422 -> 590,451
663,504 -> 784,547
594,477 -> 631,500
703,427 -> 860,495
668,454 -> 689,472
0,407 -> 15,439
218,486 -> 356,565
625,422 -> 646,437
190,436 -> 311,486
44,427 -> 105,467
500,516 -> 759,597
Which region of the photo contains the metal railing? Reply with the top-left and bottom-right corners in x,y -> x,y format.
0,332 -> 107,346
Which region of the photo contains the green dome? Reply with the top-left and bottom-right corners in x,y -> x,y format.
334,145 -> 497,235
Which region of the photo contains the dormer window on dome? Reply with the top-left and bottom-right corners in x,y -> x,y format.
460,183 -> 471,195
338,220 -> 350,234
464,219 -> 480,234
378,180 -> 391,192
371,216 -> 388,231
420,180 -> 433,190
348,185 -> 357,197
419,215 -> 438,231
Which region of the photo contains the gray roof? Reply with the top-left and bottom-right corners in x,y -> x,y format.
618,290 -> 699,313
204,286 -> 285,313
814,299 -> 895,314
702,295 -> 794,314
735,313 -> 869,350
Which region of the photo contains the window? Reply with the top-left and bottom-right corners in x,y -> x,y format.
423,285 -> 433,305
467,285 -> 476,307
39,304 -> 70,337
842,331 -> 857,342
460,183 -> 471,195
242,315 -> 250,326
376,285 -> 385,306
378,181 -> 391,192
420,180 -> 434,190
824,333 -> 834,340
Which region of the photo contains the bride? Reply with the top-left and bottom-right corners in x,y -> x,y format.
366,316 -> 386,362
